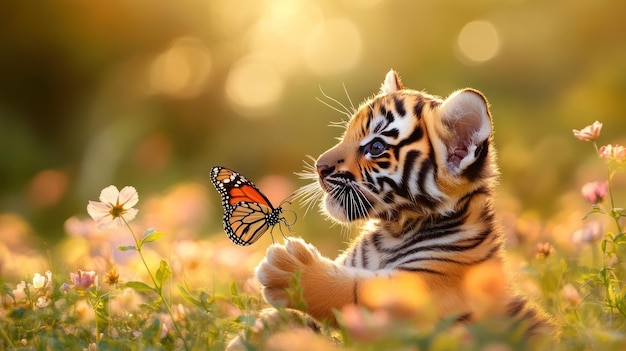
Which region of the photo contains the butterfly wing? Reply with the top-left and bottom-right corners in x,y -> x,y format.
210,166 -> 274,209
210,166 -> 278,246
224,202 -> 276,246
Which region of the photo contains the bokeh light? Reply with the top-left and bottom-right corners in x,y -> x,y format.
149,37 -> 212,99
28,169 -> 68,208
339,0 -> 384,8
225,56 -> 285,116
457,20 -> 501,64
302,18 -> 362,76
132,133 -> 172,173
249,0 -> 323,74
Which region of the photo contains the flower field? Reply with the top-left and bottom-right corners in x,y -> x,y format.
0,121 -> 624,350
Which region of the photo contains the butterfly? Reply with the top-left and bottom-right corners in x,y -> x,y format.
210,166 -> 294,246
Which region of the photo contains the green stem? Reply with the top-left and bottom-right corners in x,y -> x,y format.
604,168 -> 622,324
125,220 -> 159,289
0,322 -> 14,348
607,171 -> 623,235
123,219 -> 189,351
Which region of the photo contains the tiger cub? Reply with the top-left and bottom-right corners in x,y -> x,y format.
229,70 -> 556,349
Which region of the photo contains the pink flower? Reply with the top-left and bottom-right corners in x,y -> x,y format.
580,181 -> 609,204
61,269 -> 98,291
535,242 -> 555,259
71,270 -> 97,289
573,121 -> 602,142
599,144 -> 626,163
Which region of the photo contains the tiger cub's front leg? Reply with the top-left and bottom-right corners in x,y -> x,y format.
256,238 -> 361,324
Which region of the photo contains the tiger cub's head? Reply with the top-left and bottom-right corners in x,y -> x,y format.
310,70 -> 497,223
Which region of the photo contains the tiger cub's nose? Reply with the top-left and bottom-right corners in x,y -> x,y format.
316,163 -> 335,179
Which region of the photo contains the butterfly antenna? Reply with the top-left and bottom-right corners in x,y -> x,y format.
282,208 -> 298,228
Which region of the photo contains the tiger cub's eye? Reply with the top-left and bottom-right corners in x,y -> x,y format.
367,140 -> 387,157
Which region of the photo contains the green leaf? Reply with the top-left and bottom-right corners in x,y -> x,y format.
118,245 -> 137,252
142,231 -> 164,244
155,260 -> 171,289
124,281 -> 156,292
230,281 -> 239,296
177,283 -> 202,307
136,229 -> 164,250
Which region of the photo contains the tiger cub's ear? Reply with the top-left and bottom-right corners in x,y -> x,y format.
380,70 -> 406,94
435,89 -> 492,176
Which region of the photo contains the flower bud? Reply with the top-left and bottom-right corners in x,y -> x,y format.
572,121 -> 602,142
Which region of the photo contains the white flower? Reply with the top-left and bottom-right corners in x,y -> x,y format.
13,281 -> 28,301
562,283 -> 582,307
32,270 -> 52,290
572,121 -> 602,142
87,185 -> 139,229
599,144 -> 626,163
36,296 -> 51,308
32,273 -> 46,289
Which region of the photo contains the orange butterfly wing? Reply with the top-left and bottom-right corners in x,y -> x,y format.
210,166 -> 282,246
228,185 -> 273,207
227,202 -> 275,245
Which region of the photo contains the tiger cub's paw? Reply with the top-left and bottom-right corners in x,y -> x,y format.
255,238 -> 338,310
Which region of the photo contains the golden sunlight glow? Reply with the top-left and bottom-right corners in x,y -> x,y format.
225,57 -> 285,115
257,0 -> 323,45
339,0 -> 384,8
149,37 -> 212,99
457,20 -> 500,64
302,18 -> 362,76
249,0 -> 323,73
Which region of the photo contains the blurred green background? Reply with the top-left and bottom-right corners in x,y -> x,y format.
1,0 -> 625,245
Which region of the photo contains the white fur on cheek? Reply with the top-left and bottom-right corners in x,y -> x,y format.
323,194 -> 348,222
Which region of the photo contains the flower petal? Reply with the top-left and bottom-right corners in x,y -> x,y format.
97,218 -> 119,230
111,216 -> 126,229
99,185 -> 121,204
69,272 -> 80,285
118,186 -> 139,208
121,208 -> 138,223
87,201 -> 112,221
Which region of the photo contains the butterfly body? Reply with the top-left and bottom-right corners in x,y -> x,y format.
210,166 -> 288,246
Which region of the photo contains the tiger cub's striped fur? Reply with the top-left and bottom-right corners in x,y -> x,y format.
236,71 -> 556,349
